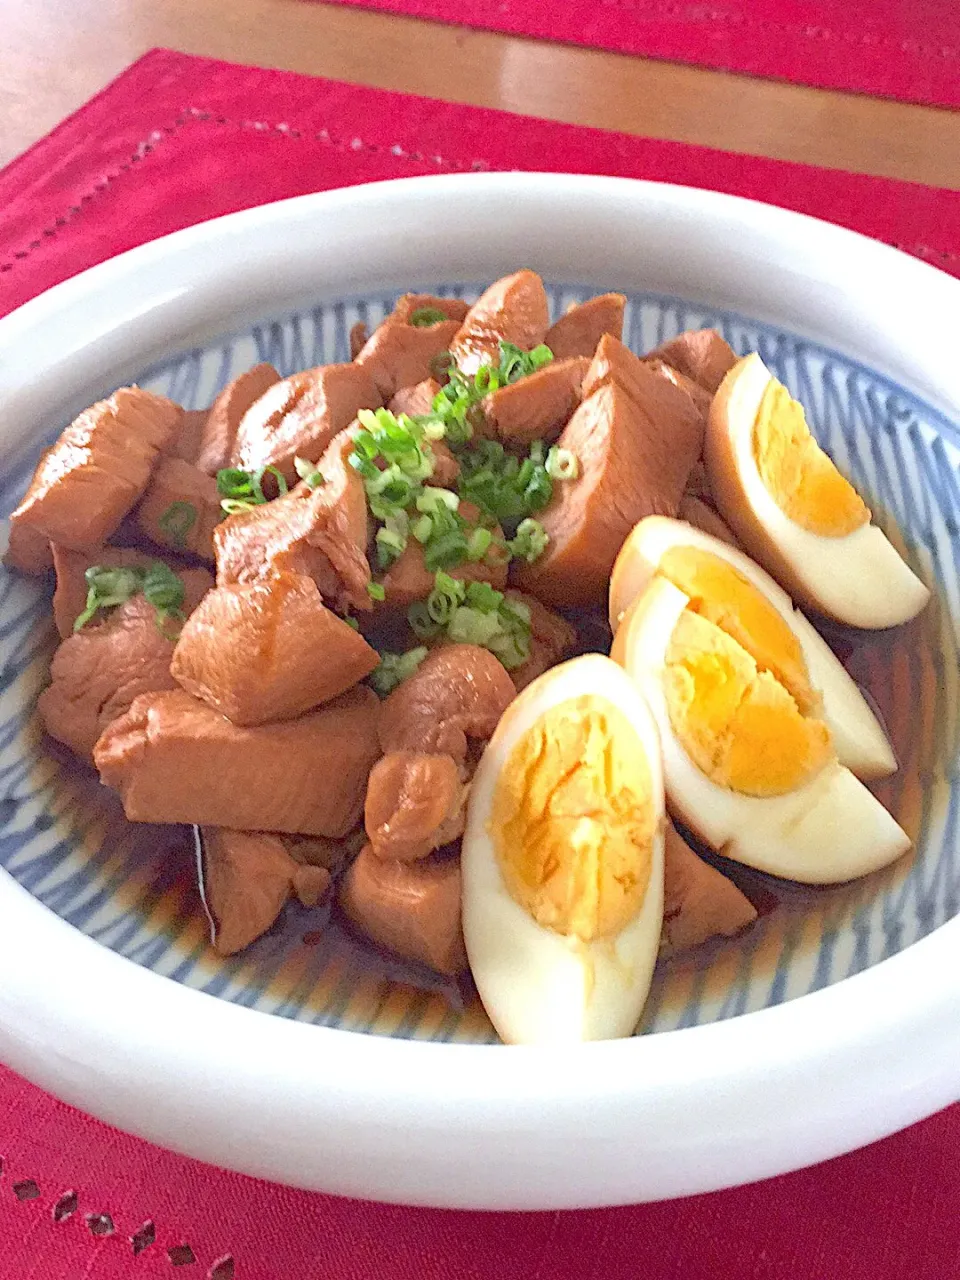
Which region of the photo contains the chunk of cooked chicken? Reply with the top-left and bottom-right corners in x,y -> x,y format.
378,644 -> 515,763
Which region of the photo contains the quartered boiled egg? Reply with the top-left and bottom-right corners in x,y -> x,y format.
705,353 -> 929,628
609,517 -> 897,781
611,576 -> 911,884
461,654 -> 665,1045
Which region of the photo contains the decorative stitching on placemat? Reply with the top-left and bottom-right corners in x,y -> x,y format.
2,106 -> 957,279
0,108 -> 488,274
594,0 -> 960,63
2,1165 -> 236,1277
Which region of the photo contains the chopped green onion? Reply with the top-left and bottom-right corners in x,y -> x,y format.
464,581 -> 503,613
486,628 -> 530,670
447,606 -> 502,646
545,446 -> 579,481
508,518 -> 549,564
465,526 -> 493,562
370,646 -> 429,696
343,615 -> 360,631
408,600 -> 441,640
409,306 -> 448,328
424,530 -> 469,572
216,465 -> 287,514
426,571 -> 466,624
412,514 -> 433,544
375,526 -> 407,569
73,566 -> 143,631
367,581 -> 386,602
416,487 -> 460,514
217,467 -> 255,499
405,572 -> 532,670
294,456 -> 325,488
73,561 -> 186,633
157,500 -> 197,548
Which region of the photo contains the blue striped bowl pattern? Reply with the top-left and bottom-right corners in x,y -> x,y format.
1,283 -> 956,1043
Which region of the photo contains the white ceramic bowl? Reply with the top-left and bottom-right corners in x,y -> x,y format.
1,174 -> 959,1209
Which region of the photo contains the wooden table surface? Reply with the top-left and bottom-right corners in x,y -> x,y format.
3,0 -> 960,187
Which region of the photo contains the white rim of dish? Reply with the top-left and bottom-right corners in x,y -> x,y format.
1,173 -> 959,1209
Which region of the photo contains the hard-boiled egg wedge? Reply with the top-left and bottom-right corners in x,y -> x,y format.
705,353 -> 929,628
611,577 -> 910,883
609,517 -> 897,781
461,654 -> 665,1045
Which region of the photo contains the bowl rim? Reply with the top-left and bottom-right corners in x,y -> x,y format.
1,171 -> 959,1208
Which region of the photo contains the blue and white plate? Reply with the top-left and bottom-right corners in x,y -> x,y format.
3,283 -> 953,1044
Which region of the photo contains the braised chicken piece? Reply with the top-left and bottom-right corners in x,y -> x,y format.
169,408 -> 210,466
643,358 -> 714,426
9,388 -> 181,551
503,590 -> 577,692
660,823 -> 757,958
677,494 -> 740,547
195,363 -> 281,475
356,295 -> 466,401
3,519 -> 53,576
94,686 -> 380,837
364,752 -> 467,862
647,328 -> 738,395
339,844 -> 467,975
390,294 -> 469,326
40,567 -> 212,761
172,571 -> 378,725
388,377 -> 440,419
349,322 -> 369,361
199,827 -> 331,956
136,457 -> 222,562
543,293 -> 626,360
482,357 -> 589,447
233,363 -> 381,484
449,270 -> 550,376
215,426 -> 372,614
514,337 -> 703,608
378,644 -> 515,764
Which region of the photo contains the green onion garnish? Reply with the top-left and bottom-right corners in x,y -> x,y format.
545,446 -> 579,481
405,571 -> 532,670
409,306 -> 448,328
366,581 -> 386,602
294,456 -> 326,488
157,501 -> 197,549
508,518 -> 549,564
456,439 -> 553,528
73,561 -> 186,634
216,465 -> 288,514
370,646 -> 429,696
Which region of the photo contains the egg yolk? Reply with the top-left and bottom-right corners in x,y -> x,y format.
657,546 -> 818,714
663,611 -> 833,796
490,695 -> 655,941
753,378 -> 870,537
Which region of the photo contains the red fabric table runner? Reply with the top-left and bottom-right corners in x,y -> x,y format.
318,0 -> 960,110
1,49 -> 959,1279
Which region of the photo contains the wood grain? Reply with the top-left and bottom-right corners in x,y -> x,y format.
2,0 -> 959,189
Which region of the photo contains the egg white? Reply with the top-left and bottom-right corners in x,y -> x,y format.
705,353 -> 929,629
611,578 -> 911,883
461,654 -> 665,1046
609,517 -> 897,781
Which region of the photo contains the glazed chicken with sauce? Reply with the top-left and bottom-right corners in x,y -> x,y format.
4,269 -> 923,1045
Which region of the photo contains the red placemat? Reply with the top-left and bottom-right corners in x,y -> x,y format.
2,48 -> 959,1280
3,49 -> 960,318
319,0 -> 960,110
